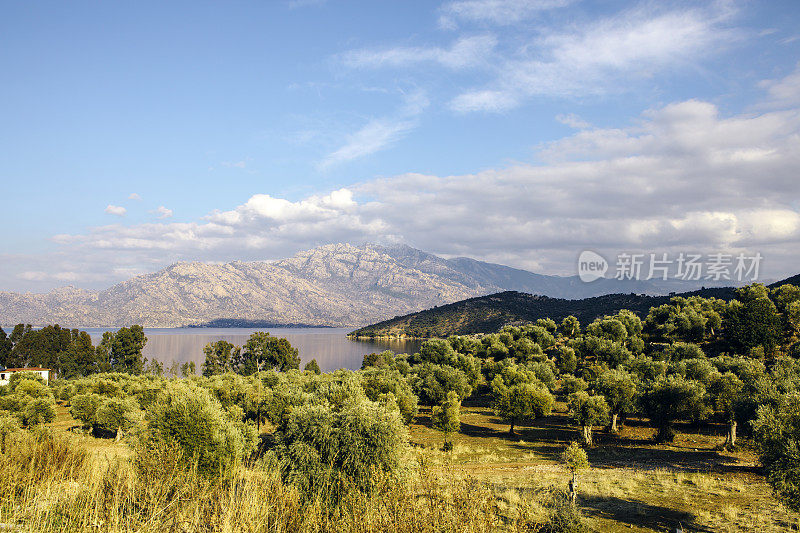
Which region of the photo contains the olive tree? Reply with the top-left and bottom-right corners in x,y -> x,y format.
276,393 -> 407,497
709,372 -> 744,448
752,392 -> 800,510
431,390 -> 461,449
69,393 -> 102,431
562,441 -> 589,503
95,396 -> 143,441
567,392 -> 609,446
491,378 -> 554,435
137,381 -> 252,479
640,376 -> 709,443
595,369 -> 637,432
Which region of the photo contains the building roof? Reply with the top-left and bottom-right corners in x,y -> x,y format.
2,368 -> 52,372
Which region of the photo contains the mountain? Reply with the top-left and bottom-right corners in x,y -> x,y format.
0,243 -> 740,328
349,273 -> 800,338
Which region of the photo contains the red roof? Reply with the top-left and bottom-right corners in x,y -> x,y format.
2,368 -> 51,372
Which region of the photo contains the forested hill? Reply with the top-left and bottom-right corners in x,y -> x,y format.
348,286 -> 746,338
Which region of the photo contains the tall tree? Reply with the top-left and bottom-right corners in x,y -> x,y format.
0,327 -> 12,368
202,340 -> 239,376
234,332 -> 300,375
99,326 -> 147,374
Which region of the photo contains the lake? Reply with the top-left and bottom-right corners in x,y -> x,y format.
85,327 -> 422,372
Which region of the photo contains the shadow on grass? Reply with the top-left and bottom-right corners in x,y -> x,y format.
586,446 -> 755,474
579,494 -> 713,532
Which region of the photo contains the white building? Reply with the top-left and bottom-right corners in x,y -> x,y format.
0,368 -> 51,386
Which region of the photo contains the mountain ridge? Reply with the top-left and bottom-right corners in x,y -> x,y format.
0,243 -> 743,328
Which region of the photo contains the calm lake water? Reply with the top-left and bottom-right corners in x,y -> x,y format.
84,327 -> 422,372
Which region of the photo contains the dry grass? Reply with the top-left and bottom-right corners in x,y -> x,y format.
408,402 -> 800,532
8,403 -> 797,532
0,424 -> 556,533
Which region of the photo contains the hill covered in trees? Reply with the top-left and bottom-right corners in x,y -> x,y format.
349,281 -> 796,338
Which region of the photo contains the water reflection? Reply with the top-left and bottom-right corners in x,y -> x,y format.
86,327 -> 422,372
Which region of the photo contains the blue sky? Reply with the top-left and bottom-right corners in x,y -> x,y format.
1,0 -> 799,291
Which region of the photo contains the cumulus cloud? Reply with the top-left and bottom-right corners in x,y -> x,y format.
128,193 -> 142,200
25,94 -> 800,287
105,205 -> 127,217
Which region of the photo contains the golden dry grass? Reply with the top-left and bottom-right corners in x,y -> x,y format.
8,402 -> 795,532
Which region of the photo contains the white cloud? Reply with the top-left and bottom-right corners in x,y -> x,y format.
105,205 -> 127,217
449,4 -> 738,111
439,0 -> 575,28
319,91 -> 429,168
450,90 -> 518,113
341,35 -> 497,70
128,193 -> 142,200
759,63 -> 800,108
152,206 -> 173,219
222,160 -> 247,169
556,113 -> 591,129
30,98 -> 800,285
340,3 -> 737,114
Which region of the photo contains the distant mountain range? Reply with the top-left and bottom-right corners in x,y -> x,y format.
0,243 -> 739,328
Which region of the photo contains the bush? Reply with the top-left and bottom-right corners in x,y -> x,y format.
95,396 -> 143,439
23,398 -> 56,426
136,381 -> 252,480
276,388 -> 407,498
69,393 -> 102,430
540,491 -> 589,533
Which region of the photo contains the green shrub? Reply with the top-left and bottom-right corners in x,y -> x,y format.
95,396 -> 143,440
137,381 -> 252,480
23,398 -> 56,426
276,387 -> 407,498
69,393 -> 102,430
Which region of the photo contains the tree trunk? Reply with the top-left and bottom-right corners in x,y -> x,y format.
582,425 -> 593,446
115,428 -> 122,442
610,413 -> 619,432
509,421 -> 515,435
569,471 -> 576,504
725,420 -> 737,448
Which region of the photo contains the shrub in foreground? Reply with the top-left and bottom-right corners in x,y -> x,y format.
136,380 -> 254,480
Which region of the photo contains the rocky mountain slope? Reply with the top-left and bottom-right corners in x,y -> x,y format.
0,243 -> 729,328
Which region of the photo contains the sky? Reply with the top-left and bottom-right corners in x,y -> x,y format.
1,0 -> 799,292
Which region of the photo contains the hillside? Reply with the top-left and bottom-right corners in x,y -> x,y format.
348,286 -> 754,338
0,243 -> 734,328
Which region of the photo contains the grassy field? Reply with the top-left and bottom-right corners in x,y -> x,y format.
40,402 -> 800,532
407,400 -> 800,532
